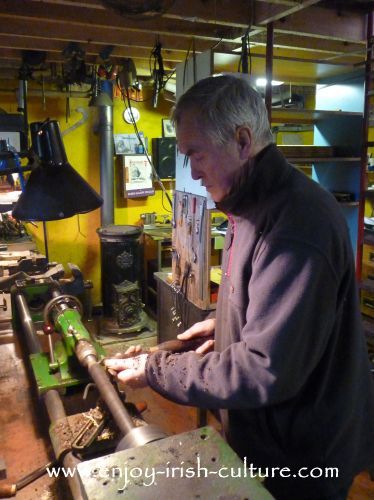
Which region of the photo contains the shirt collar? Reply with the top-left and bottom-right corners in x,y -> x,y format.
215,143 -> 293,215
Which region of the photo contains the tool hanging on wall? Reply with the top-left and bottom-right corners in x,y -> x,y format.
61,107 -> 89,137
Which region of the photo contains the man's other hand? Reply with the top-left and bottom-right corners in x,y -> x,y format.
177,318 -> 215,354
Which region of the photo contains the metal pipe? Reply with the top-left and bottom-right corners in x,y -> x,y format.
46,302 -> 136,437
14,295 -> 84,500
86,359 -> 135,436
14,292 -> 42,354
60,453 -> 84,500
18,80 -> 28,148
43,389 -> 66,422
42,392 -> 83,500
46,294 -> 136,437
15,288 -> 165,479
99,105 -> 114,226
43,221 -> 49,262
265,22 -> 274,123
356,10 -> 374,278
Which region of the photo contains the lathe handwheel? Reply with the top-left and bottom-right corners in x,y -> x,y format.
43,294 -> 83,325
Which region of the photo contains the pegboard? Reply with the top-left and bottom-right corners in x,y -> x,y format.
172,190 -> 216,310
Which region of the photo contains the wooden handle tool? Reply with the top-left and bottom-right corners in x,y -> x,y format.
149,336 -> 214,354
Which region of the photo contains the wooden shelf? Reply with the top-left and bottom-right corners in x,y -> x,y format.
339,202 -> 359,207
279,146 -> 360,164
289,157 -> 360,164
272,108 -> 363,124
364,231 -> 374,245
363,259 -> 374,268
360,279 -> 374,292
362,315 -> 374,337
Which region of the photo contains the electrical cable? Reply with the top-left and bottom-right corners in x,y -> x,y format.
238,4 -> 254,75
151,38 -> 165,108
161,188 -> 172,212
248,38 -> 252,75
210,37 -> 223,51
183,40 -> 193,89
192,39 -> 197,84
238,31 -> 251,74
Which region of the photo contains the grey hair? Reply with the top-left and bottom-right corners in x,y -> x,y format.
172,74 -> 273,149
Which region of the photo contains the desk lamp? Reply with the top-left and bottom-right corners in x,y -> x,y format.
12,120 -> 102,221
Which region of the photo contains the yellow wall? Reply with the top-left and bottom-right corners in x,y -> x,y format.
0,83 -> 318,305
0,87 -> 173,304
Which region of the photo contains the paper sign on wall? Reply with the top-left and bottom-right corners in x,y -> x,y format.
122,154 -> 155,198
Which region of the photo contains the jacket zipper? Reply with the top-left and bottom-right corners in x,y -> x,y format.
225,214 -> 236,277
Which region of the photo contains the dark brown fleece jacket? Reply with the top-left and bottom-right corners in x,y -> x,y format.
146,144 -> 374,499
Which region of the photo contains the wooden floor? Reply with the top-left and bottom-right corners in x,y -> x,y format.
0,327 -> 373,499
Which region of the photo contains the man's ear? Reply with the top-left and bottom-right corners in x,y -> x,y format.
236,126 -> 252,160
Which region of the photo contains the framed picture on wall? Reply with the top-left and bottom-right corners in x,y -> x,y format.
114,133 -> 147,155
162,119 -> 176,138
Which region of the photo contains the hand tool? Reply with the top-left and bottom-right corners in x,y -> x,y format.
0,460 -> 58,498
150,335 -> 214,353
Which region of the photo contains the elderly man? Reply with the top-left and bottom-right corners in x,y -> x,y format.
106,75 -> 374,499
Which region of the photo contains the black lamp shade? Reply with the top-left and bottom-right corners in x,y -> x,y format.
12,120 -> 103,221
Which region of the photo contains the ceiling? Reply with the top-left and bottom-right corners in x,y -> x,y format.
0,0 -> 371,89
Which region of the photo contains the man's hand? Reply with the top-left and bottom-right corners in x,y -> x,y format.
104,354 -> 149,389
108,345 -> 144,363
177,318 -> 215,354
122,344 -> 143,357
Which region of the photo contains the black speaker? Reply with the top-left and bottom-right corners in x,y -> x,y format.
152,137 -> 176,179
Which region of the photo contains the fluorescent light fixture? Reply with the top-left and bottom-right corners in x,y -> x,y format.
256,78 -> 284,87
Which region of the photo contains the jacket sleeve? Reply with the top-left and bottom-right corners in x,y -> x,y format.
145,237 -> 341,409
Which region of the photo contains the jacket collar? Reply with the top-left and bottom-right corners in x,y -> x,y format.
215,143 -> 293,215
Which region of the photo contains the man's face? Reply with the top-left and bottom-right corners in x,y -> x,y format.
176,110 -> 247,202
